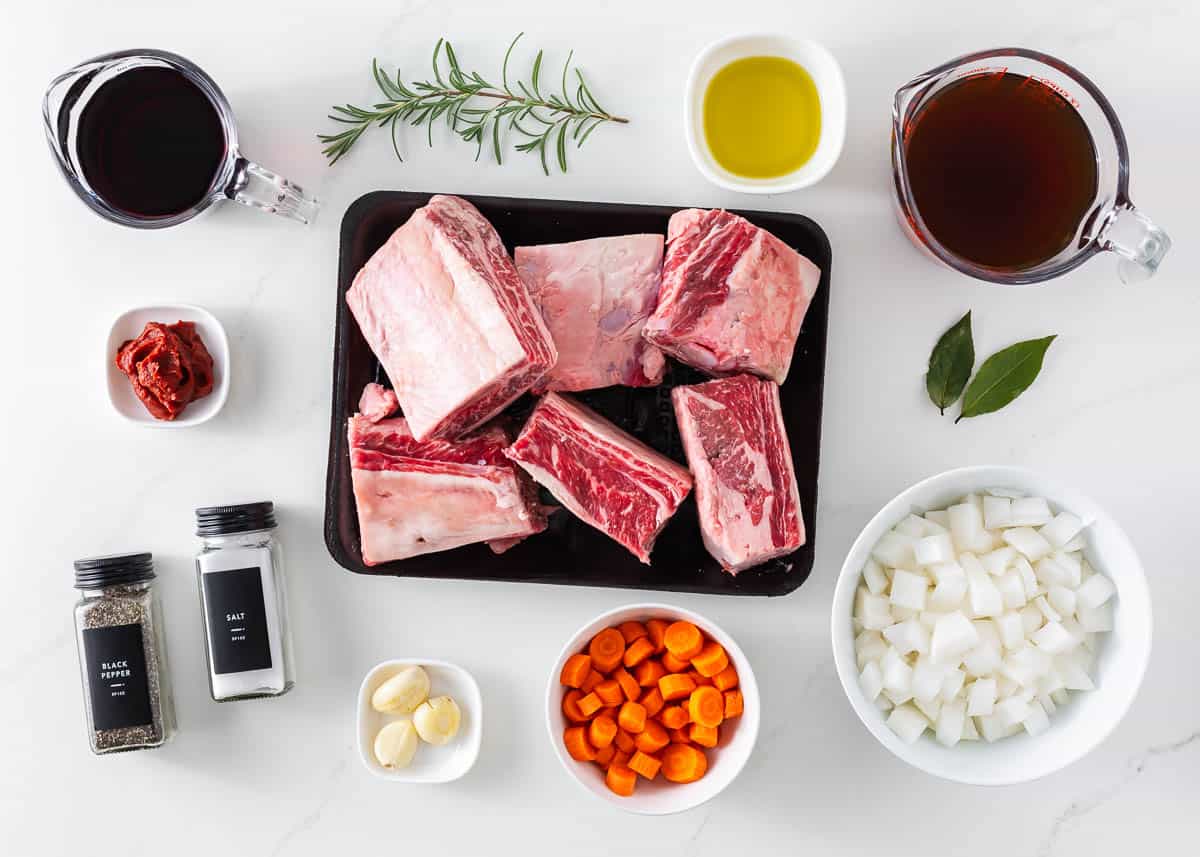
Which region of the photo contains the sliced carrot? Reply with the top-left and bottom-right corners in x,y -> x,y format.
658,673 -> 697,702
724,689 -> 744,719
614,728 -> 636,754
581,669 -> 604,694
562,689 -> 588,723
618,620 -> 649,643
640,686 -> 664,718
661,650 -> 691,673
688,669 -> 713,688
614,667 -> 641,701
659,704 -> 690,730
712,664 -> 740,692
560,653 -> 592,688
622,637 -> 656,669
664,621 -> 704,660
669,726 -> 691,744
594,743 -> 616,766
629,750 -> 661,780
564,726 -> 596,762
577,691 -> 603,718
606,763 -> 637,797
691,641 -> 729,677
689,723 -> 719,748
660,743 -> 707,783
646,618 -> 669,653
635,719 -> 669,754
612,749 -> 631,769
589,628 -> 626,673
617,700 -> 646,733
635,658 -> 666,688
595,679 -> 624,707
688,686 -> 724,728
589,714 -> 618,749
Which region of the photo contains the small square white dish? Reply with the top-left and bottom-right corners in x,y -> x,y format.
356,659 -> 482,783
105,304 -> 230,427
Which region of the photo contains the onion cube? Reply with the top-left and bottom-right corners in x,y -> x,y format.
965,561 -> 1004,618
963,644 -> 1002,677
925,509 -> 950,528
871,531 -> 916,569
875,695 -> 894,712
931,611 -> 980,665
977,712 -> 1016,742
1037,669 -> 1065,697
1037,692 -> 1057,714
914,694 -> 942,723
1040,512 -> 1084,548
1056,653 -> 1095,691
1053,551 -> 1083,588
918,610 -> 944,631
1062,533 -> 1086,552
881,647 -> 914,698
997,571 -> 1027,610
1076,573 -> 1116,609
1002,646 -> 1051,686
856,590 -> 894,630
966,677 -> 997,715
862,558 -> 889,595
1034,556 -> 1069,588
936,700 -> 966,747
1051,688 -> 1070,705
1048,585 -> 1077,617
962,715 -> 980,740
890,569 -> 929,611
886,704 -> 929,744
859,660 -> 883,702
1020,603 -> 1045,634
1033,621 -> 1077,655
884,619 -> 931,655
1003,527 -> 1053,562
930,577 -> 968,612
995,674 -> 1018,699
892,606 -> 920,622
986,487 -> 1026,499
1010,497 -> 1053,527
1077,602 -> 1113,633
855,630 -> 888,668
994,611 -> 1025,650
940,667 -> 966,703
896,514 -> 930,538
983,495 -> 1013,530
981,546 -> 1017,576
911,656 -> 948,702
1022,700 -> 1051,736
995,695 -> 1032,728
973,619 -> 1001,650
1035,595 -> 1062,623
915,533 -> 955,566
948,503 -> 984,552
1015,556 -> 1040,600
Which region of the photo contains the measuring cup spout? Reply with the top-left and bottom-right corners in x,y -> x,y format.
1098,204 -> 1171,283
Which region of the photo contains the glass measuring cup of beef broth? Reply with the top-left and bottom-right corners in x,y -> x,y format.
892,48 -> 1169,284
44,49 -> 317,228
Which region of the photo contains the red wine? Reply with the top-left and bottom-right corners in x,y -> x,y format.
77,66 -> 226,218
904,73 -> 1098,270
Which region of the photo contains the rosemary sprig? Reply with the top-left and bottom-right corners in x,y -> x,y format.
319,33 -> 628,175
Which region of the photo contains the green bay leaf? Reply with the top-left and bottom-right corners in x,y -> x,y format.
957,335 -> 1057,423
926,311 -> 974,414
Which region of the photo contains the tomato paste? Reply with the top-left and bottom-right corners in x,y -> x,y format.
115,321 -> 215,420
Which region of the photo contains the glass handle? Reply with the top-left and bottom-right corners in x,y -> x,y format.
226,157 -> 319,225
1099,204 -> 1170,284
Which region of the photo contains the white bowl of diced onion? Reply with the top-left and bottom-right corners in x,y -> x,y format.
831,466 -> 1151,785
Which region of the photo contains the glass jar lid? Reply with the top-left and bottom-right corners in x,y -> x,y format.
195,501 -> 276,536
73,552 -> 155,589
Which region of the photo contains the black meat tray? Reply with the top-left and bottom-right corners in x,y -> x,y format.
325,191 -> 831,596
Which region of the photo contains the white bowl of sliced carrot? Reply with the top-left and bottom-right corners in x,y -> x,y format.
546,603 -> 760,814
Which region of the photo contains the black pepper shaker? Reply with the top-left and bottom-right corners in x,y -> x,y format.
73,553 -> 176,754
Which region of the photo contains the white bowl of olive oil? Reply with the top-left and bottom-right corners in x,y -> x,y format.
685,34 -> 846,193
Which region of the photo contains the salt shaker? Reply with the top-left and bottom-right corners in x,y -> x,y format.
194,502 -> 295,701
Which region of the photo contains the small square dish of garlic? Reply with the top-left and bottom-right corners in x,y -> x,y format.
356,659 -> 483,782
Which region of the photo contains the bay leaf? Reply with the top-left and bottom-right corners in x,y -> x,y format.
926,311 -> 975,414
957,335 -> 1057,423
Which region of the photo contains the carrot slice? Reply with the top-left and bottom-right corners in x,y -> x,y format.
617,701 -> 646,734
594,743 -> 616,766
724,689 -> 744,718
595,679 -> 624,707
589,715 -> 618,749
581,669 -> 604,694
659,704 -> 690,730
669,726 -> 691,744
629,750 -> 661,780
614,728 -> 636,754
664,621 -> 704,660
661,651 -> 691,673
658,673 -> 697,702
564,726 -> 596,761
639,686 -> 664,718
577,691 -> 603,718
689,723 -> 719,748
688,670 -> 713,688
612,749 -> 631,769
635,719 -> 669,754
606,763 -> 637,797
635,659 -> 666,688
691,642 -> 729,677
646,618 -> 669,653
688,686 -> 724,728
614,667 -> 641,701
712,664 -> 739,692
589,628 -> 626,673
623,637 -> 656,669
562,689 -> 588,723
660,743 -> 707,783
560,653 -> 592,688
618,620 -> 649,643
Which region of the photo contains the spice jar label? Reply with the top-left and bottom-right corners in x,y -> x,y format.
201,566 -> 273,674
82,624 -> 153,731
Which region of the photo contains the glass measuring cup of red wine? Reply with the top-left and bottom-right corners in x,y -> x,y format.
44,49 -> 318,228
892,48 -> 1169,284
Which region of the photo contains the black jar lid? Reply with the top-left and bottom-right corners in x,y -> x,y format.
195,501 -> 277,536
74,552 -> 155,589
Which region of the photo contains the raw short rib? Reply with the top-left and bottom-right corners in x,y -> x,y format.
504,392 -> 693,564
346,194 -> 557,441
671,374 -> 804,573
515,234 -> 666,392
358,382 -> 399,423
348,415 -> 547,564
643,208 -> 820,384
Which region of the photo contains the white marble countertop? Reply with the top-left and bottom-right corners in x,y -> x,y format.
5,0 -> 1198,854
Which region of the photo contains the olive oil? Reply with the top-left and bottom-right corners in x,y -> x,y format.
702,56 -> 821,179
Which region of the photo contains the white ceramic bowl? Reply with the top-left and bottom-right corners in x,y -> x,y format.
684,33 -> 846,193
356,659 -> 482,782
546,603 -> 760,814
831,465 -> 1152,785
105,304 -> 230,427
